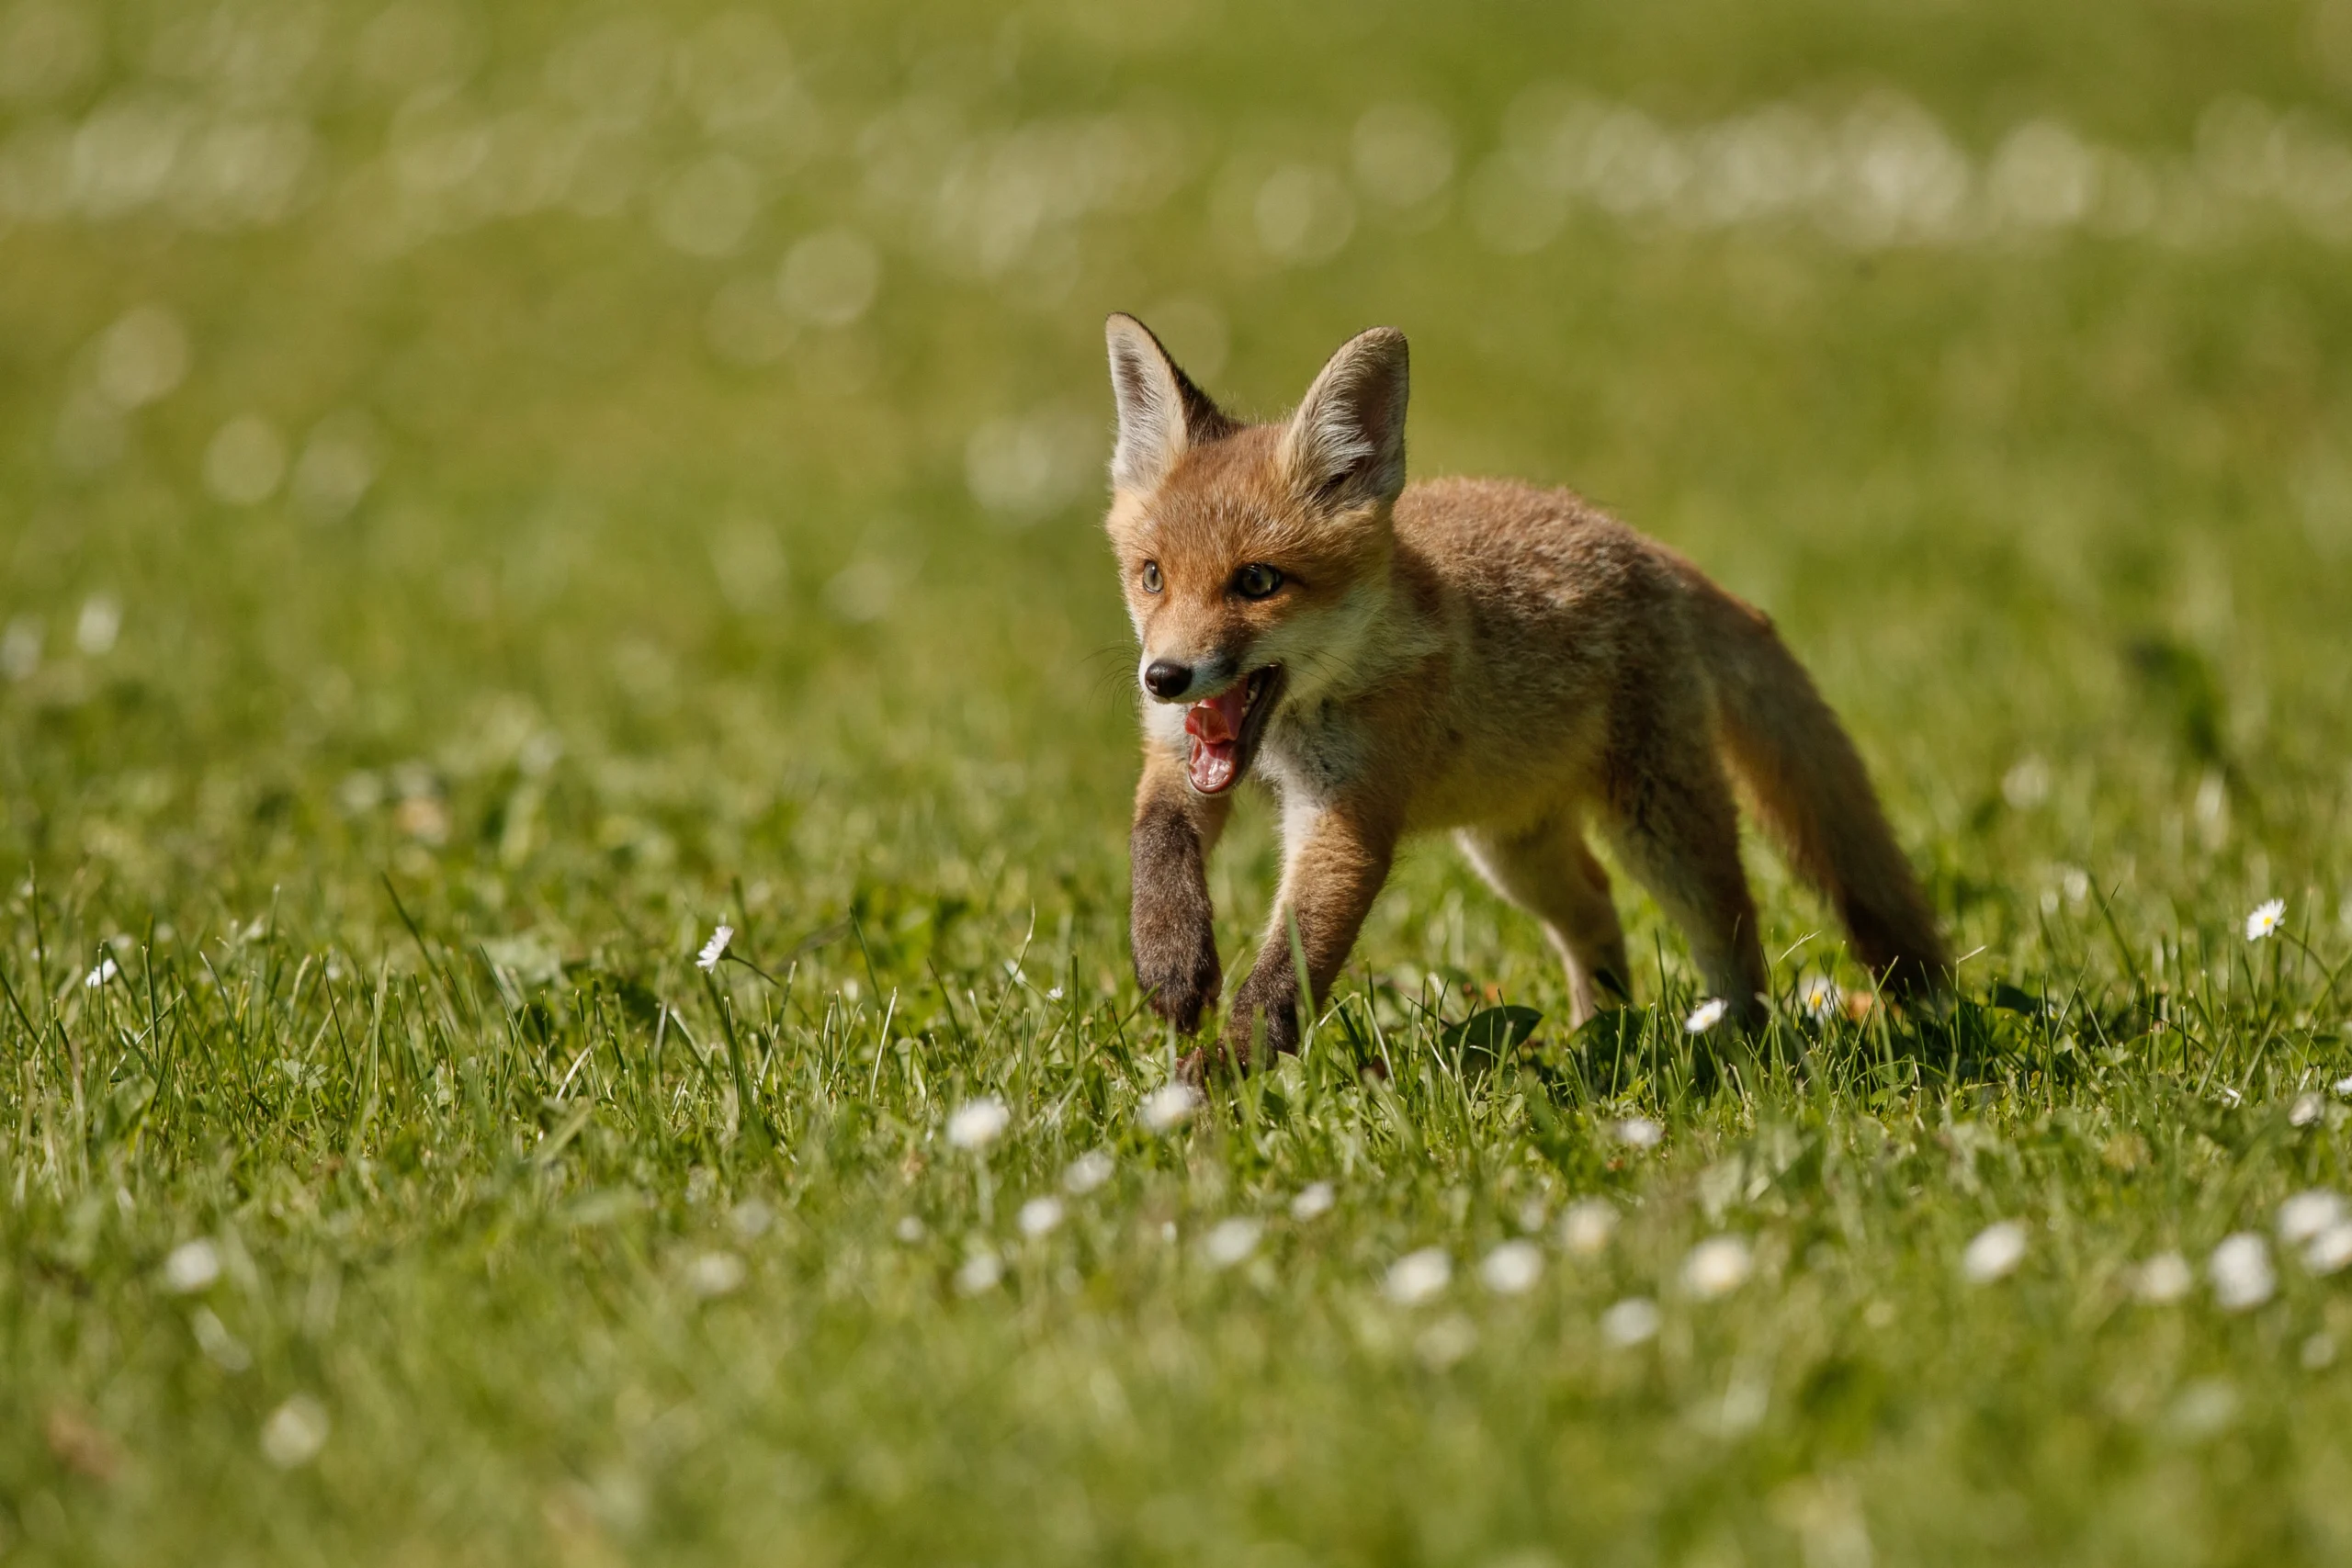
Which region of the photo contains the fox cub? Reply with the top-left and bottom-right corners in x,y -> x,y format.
1103,314 -> 1948,1076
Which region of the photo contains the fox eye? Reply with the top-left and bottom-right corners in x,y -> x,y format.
1140,560 -> 1162,593
1233,562 -> 1284,600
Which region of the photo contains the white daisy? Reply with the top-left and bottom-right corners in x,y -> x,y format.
955,1249 -> 1001,1294
945,1096 -> 1010,1151
2305,1223 -> 2352,1277
2132,1251 -> 2194,1303
1138,1082 -> 1201,1134
1478,1240 -> 1544,1295
695,923 -> 733,972
1203,1216 -> 1261,1269
1017,1196 -> 1065,1238
1684,998 -> 1729,1033
2277,1190 -> 2345,1247
684,1250 -> 746,1298
1612,1116 -> 1664,1150
84,956 -> 119,988
1961,1221 -> 2028,1283
259,1395 -> 330,1469
2209,1233 -> 2275,1311
1600,1296 -> 1660,1347
161,1238 -> 221,1294
1289,1181 -> 1336,1222
1683,1235 -> 1753,1299
2245,899 -> 2285,942
1061,1150 -> 1114,1196
1558,1200 -> 1619,1257
1800,976 -> 1839,1022
1384,1247 -> 1452,1305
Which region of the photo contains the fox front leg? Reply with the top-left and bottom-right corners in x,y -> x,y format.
1129,748 -> 1232,1033
1209,796 -> 1400,1074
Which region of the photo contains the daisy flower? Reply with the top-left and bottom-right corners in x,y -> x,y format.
1061,1150 -> 1114,1195
1683,1235 -> 1752,1299
2278,1190 -> 2345,1247
696,924 -> 733,972
2306,1224 -> 2352,1277
2245,899 -> 2285,942
259,1395 -> 330,1470
1800,975 -> 1839,1022
1611,1116 -> 1663,1150
2209,1233 -> 2275,1312
1384,1247 -> 1451,1305
1203,1217 -> 1261,1269
955,1249 -> 1001,1294
684,1251 -> 746,1298
2132,1252 -> 2193,1303
945,1096 -> 1010,1151
1558,1200 -> 1619,1257
1478,1240 -> 1543,1295
1961,1221 -> 2028,1283
162,1239 -> 221,1295
1600,1297 -> 1660,1347
1138,1082 -> 1201,1134
1289,1181 -> 1336,1222
1684,998 -> 1729,1033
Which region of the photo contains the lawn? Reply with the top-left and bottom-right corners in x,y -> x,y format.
5,0 -> 2352,1562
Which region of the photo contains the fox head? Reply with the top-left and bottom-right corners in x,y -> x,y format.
1102,313 -> 1409,794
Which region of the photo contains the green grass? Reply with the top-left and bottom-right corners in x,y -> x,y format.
6,0 -> 2352,1562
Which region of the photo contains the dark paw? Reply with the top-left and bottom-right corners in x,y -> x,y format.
1136,931 -> 1221,1034
1218,982 -> 1300,1069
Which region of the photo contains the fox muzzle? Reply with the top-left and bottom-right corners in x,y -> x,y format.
1137,652 -> 1238,704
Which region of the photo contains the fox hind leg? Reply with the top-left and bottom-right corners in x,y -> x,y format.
1458,820 -> 1633,1026
1599,723 -> 1770,1026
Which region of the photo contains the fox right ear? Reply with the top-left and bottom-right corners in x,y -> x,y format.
1106,313 -> 1230,492
1281,326 -> 1408,513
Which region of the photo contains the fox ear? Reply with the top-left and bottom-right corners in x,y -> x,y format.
1280,326 -> 1408,512
1105,313 -> 1231,492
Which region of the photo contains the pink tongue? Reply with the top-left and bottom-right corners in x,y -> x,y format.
1183,684 -> 1250,792
1185,684 -> 1249,746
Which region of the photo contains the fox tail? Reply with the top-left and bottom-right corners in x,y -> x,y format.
1693,583 -> 1950,996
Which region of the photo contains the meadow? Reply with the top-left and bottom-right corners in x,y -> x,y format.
5,0 -> 2352,1562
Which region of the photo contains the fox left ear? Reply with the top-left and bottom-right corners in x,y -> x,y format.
1106,313 -> 1233,493
1280,326 -> 1408,512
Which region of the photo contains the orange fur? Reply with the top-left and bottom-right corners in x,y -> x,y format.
1103,315 -> 1949,1074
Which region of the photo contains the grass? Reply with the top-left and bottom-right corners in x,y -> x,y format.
5,0 -> 2352,1561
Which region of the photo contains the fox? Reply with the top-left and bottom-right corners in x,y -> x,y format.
1102,313 -> 1950,1077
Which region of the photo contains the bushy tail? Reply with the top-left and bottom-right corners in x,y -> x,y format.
1692,583 -> 1950,996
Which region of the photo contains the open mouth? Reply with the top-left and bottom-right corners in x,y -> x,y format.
1183,667 -> 1283,795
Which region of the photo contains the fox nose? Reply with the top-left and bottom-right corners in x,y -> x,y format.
1142,660 -> 1193,700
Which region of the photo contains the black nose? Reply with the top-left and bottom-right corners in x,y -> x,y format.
1143,660 -> 1193,699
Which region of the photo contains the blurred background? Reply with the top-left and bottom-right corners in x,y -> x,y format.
2,0 -> 2348,981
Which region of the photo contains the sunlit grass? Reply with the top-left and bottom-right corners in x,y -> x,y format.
5,0 -> 2352,1563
